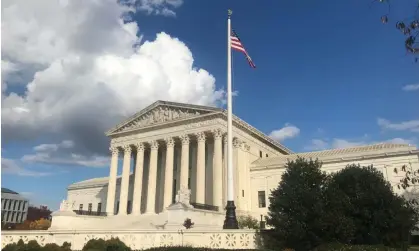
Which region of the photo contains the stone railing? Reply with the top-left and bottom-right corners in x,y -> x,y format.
1,229 -> 260,250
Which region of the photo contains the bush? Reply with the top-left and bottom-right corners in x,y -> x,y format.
266,158 -> 328,251
238,215 -> 259,229
314,243 -> 398,251
266,158 -> 419,251
2,239 -> 71,251
82,237 -> 130,251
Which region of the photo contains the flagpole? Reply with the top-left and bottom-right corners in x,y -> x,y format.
223,9 -> 239,229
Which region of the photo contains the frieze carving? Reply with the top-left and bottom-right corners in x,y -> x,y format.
233,137 -> 243,148
115,106 -> 205,133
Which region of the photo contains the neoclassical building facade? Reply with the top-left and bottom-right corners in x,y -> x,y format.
66,100 -> 419,219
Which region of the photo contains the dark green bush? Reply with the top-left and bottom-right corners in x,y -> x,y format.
314,243 -> 399,251
82,238 -> 130,251
2,239 -> 71,251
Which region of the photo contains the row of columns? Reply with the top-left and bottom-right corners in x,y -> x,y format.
106,129 -> 225,215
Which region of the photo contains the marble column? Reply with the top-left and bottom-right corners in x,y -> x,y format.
163,137 -> 175,209
212,129 -> 223,210
195,132 -> 206,204
180,134 -> 190,190
146,140 -> 159,214
106,146 -> 119,215
132,143 -> 144,215
118,145 -> 132,215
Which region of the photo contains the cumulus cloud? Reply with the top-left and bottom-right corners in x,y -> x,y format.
1,158 -> 51,177
269,124 -> 300,142
402,84 -> 419,91
2,0 -> 224,161
377,118 -> 419,133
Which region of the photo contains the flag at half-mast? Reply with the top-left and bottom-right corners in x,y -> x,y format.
231,29 -> 256,68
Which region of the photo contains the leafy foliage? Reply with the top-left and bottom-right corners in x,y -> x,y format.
314,243 -> 398,251
237,215 -> 260,229
82,238 -> 130,251
266,158 -> 419,251
183,218 -> 194,229
374,0 -> 419,61
266,158 -> 328,251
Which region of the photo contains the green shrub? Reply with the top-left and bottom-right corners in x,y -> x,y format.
314,243 -> 399,251
2,240 -> 71,251
238,215 -> 259,229
82,237 -> 130,251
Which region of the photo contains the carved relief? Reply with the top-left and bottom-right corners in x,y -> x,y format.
212,128 -> 224,140
210,234 -> 222,248
149,140 -> 159,150
109,146 -> 119,155
225,233 -> 236,247
123,145 -> 132,154
239,234 -> 250,247
165,137 -> 175,148
115,106 -> 205,133
196,132 -> 206,142
233,137 -> 243,148
180,134 -> 190,145
135,142 -> 145,151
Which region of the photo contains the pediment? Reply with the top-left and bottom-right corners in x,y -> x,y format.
106,100 -> 221,135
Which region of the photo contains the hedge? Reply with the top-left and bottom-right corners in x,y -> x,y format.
2,239 -> 406,251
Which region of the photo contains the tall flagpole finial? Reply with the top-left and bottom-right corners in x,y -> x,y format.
228,9 -> 232,18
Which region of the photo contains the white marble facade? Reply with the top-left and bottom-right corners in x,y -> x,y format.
66,100 -> 419,219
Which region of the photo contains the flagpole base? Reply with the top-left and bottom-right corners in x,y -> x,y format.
223,201 -> 239,229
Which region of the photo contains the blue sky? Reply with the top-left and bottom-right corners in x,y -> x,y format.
1,0 -> 418,210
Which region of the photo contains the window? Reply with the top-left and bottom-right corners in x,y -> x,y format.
79,204 -> 83,211
88,203 -> 92,213
13,200 -> 17,210
259,151 -> 262,158
266,153 -> 268,157
3,199 -> 7,210
97,203 -> 102,213
8,200 -> 12,210
127,200 -> 132,214
116,201 -> 120,214
188,178 -> 191,189
18,201 -> 22,211
172,179 -> 177,203
242,190 -> 244,197
258,191 -> 266,208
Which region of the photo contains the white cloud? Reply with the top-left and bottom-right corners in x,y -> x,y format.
377,118 -> 419,133
269,124 -> 300,142
23,140 -> 109,168
1,158 -> 51,177
1,0 -> 224,158
402,84 -> 419,91
305,138 -> 366,151
305,137 -> 416,151
122,0 -> 183,17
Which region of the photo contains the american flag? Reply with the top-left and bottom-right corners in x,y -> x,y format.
231,30 -> 256,68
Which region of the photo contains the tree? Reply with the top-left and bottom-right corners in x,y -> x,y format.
326,165 -> 418,248
373,0 -> 419,60
266,157 -> 328,251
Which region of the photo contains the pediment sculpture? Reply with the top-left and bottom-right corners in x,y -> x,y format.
116,106 -> 206,132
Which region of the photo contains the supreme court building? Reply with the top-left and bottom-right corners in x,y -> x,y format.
66,100 -> 419,219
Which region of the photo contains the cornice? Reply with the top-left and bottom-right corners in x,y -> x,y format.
251,149 -> 419,171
